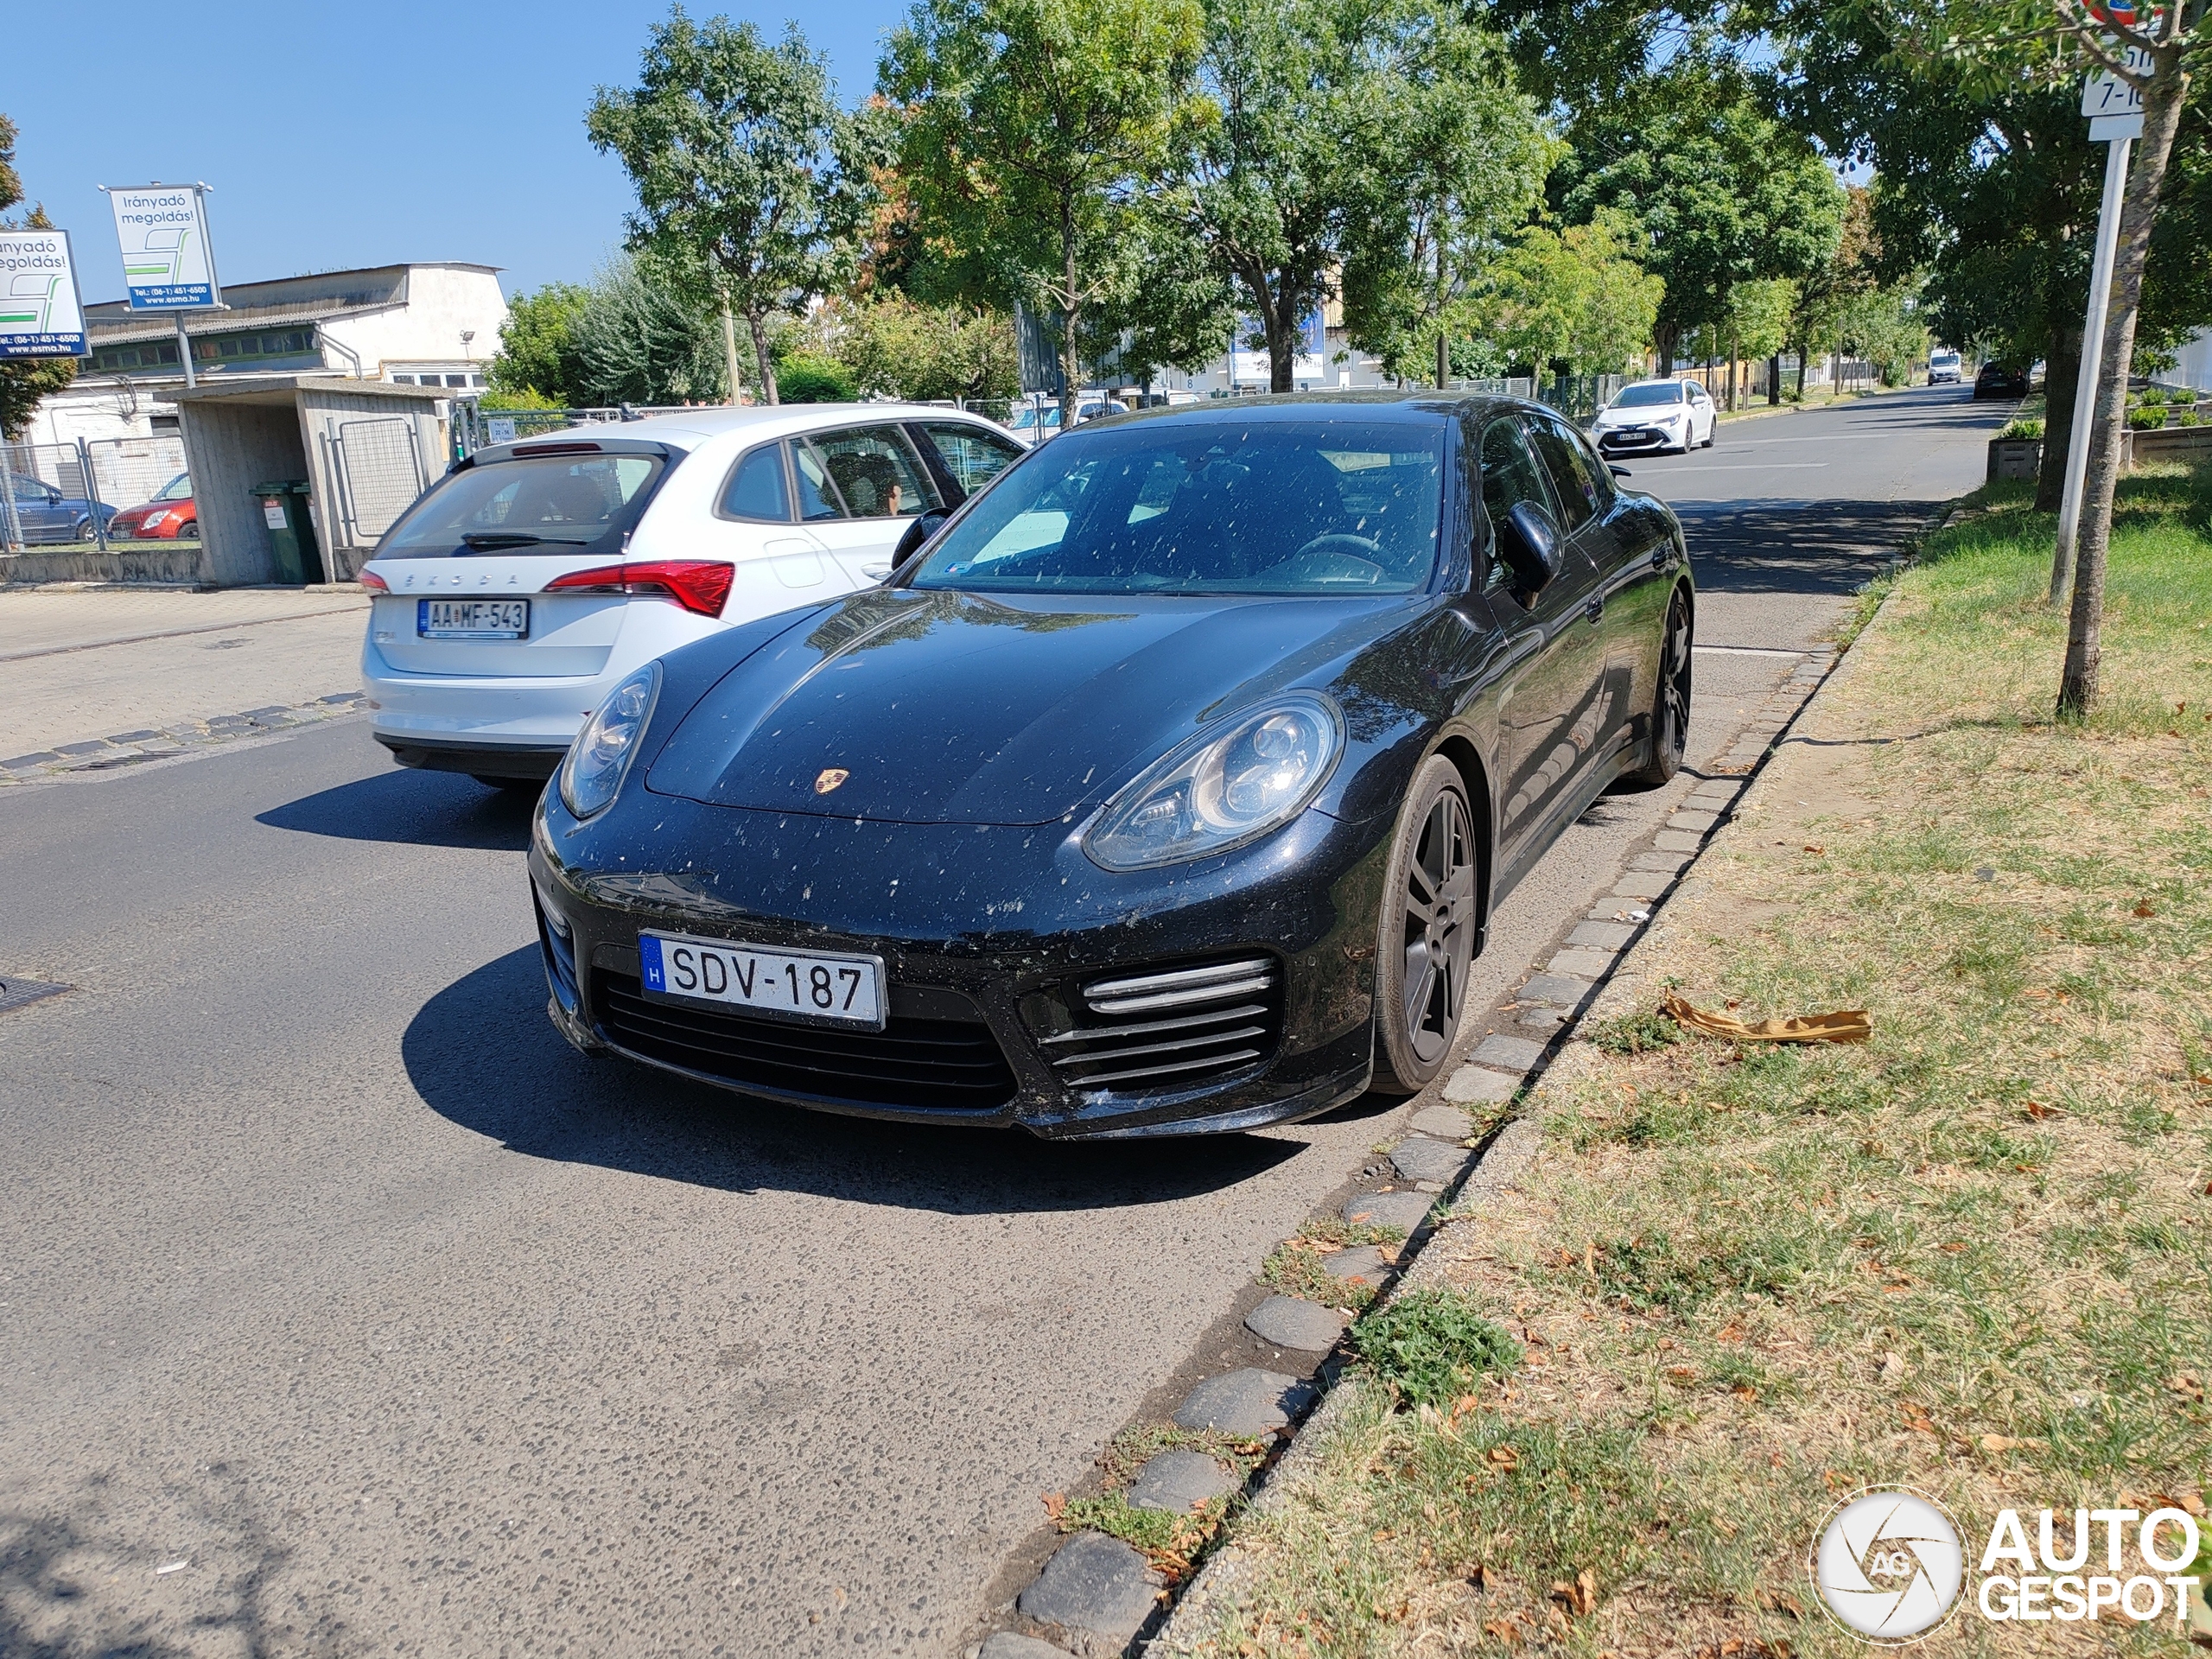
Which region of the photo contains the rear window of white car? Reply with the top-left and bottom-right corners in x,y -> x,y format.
376,451 -> 665,559
1613,383 -> 1685,408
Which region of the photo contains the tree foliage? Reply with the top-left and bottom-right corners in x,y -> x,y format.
570,251 -> 728,406
0,114 -> 76,441
588,8 -> 881,404
1556,73 -> 1846,368
794,292 -> 1020,400
882,0 -> 1205,422
488,283 -> 589,404
1467,210 -> 1664,375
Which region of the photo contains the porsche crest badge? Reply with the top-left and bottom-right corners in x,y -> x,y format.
814,768 -> 850,795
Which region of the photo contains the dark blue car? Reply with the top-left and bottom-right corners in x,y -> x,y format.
6,474 -> 118,544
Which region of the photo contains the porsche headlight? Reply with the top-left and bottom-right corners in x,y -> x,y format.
1084,694 -> 1344,870
560,662 -> 660,821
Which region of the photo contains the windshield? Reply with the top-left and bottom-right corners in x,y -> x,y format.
1010,406 -> 1062,432
908,417 -> 1445,596
374,451 -> 666,559
1612,383 -> 1684,408
158,473 -> 192,500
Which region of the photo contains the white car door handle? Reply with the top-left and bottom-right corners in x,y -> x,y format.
861,562 -> 893,579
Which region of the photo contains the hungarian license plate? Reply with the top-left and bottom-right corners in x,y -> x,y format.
419,598 -> 529,639
639,931 -> 886,1029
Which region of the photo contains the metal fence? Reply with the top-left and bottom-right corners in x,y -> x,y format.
324,416 -> 428,544
0,435 -> 194,554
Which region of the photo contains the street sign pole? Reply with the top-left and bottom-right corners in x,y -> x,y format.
2052,53 -> 2150,601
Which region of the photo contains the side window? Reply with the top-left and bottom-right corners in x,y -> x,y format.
808,425 -> 943,518
1526,415 -> 1600,533
791,439 -> 848,521
918,422 -> 1023,496
1478,418 -> 1555,589
718,442 -> 792,522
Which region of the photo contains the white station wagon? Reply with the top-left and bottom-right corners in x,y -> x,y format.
359,404 -> 1025,785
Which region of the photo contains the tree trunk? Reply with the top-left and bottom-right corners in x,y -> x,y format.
2058,67 -> 2189,721
1728,326 -> 1739,410
719,294 -> 745,407
746,305 -> 778,406
1767,353 -> 1781,406
1268,286 -> 1297,394
1794,338 -> 1808,399
1058,225 -> 1082,432
2033,323 -> 2082,514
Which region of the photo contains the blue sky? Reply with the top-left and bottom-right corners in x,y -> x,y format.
6,0 -> 903,304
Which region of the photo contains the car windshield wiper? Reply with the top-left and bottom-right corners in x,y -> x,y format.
459,531 -> 597,550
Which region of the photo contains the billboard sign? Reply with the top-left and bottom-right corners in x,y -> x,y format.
1230,308 -> 1327,385
0,228 -> 89,358
104,183 -> 219,309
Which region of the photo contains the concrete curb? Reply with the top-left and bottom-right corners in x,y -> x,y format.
0,690 -> 369,784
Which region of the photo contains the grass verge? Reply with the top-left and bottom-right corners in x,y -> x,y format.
1162,464 -> 2212,1657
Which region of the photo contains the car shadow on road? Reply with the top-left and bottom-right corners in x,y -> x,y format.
1676,498 -> 1942,599
256,768 -> 539,850
404,945 -> 1303,1213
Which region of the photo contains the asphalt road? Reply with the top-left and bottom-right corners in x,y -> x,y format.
0,385 -> 2007,1657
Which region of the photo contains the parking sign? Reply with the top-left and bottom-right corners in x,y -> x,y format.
0,228 -> 89,358
103,183 -> 221,309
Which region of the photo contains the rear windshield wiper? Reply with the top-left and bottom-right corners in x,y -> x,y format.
459,531 -> 596,550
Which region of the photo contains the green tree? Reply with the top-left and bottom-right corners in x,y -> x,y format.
588,8 -> 880,405
802,293 -> 1020,401
1331,3 -> 1554,383
488,283 -> 589,404
1471,210 -> 1663,376
1557,74 -> 1845,400
571,251 -> 728,406
0,115 -> 76,441
882,0 -> 1205,427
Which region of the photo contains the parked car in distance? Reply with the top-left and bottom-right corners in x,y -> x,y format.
106,473 -> 196,540
1974,362 -> 2031,399
1591,379 -> 1717,455
528,391 -> 1694,1138
1007,394 -> 1130,447
5,474 -> 118,543
1928,349 -> 1963,384
357,404 -> 1027,786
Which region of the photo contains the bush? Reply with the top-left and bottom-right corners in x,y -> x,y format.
2127,406 -> 2168,430
2136,385 -> 2170,406
478,386 -> 565,411
2174,409 -> 2202,428
776,354 -> 858,403
1350,1287 -> 1521,1408
1999,417 -> 2046,441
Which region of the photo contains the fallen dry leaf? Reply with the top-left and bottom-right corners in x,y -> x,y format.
1878,1351 -> 1908,1382
1802,844 -> 1825,855
2021,1100 -> 2063,1121
1487,1446 -> 1521,1471
1042,1491 -> 1066,1522
1662,990 -> 1869,1046
1979,1433 -> 2044,1452
2134,901 -> 2157,918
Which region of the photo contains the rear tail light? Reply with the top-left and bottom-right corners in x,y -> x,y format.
359,568 -> 390,593
544,560 -> 734,618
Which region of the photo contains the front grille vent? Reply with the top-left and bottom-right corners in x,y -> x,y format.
594,971 -> 1017,1112
1040,955 -> 1283,1091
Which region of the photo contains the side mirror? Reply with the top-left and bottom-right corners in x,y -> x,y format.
1497,500 -> 1564,594
1608,464 -> 1631,480
890,508 -> 950,569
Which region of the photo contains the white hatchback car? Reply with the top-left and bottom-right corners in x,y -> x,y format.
1592,379 -> 1717,456
359,404 -> 1026,785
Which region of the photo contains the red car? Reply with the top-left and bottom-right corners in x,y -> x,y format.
108,473 -> 196,539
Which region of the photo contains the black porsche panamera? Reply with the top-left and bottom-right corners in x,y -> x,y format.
526,393 -> 1693,1137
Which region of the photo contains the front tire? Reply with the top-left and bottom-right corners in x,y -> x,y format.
1372,757 -> 1479,1094
1624,587 -> 1693,787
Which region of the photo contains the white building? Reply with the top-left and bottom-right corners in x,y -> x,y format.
19,263 -> 508,448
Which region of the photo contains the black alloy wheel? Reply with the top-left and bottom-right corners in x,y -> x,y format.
1626,587 -> 1693,786
1373,756 -> 1478,1092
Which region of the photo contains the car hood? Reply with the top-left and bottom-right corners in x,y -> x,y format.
1593,406 -> 1681,426
645,586 -> 1410,826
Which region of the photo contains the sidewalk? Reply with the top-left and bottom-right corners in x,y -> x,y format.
0,587 -> 370,776
1151,464 -> 2212,1656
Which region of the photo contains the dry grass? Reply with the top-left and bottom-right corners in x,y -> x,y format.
1162,467 -> 2212,1658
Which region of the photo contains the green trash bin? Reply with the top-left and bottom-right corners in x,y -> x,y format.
250,480 -> 326,585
